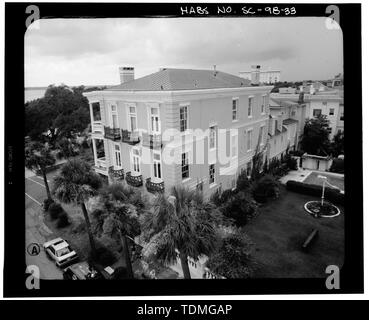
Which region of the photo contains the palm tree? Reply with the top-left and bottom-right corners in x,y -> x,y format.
52,159 -> 102,258
142,186 -> 221,279
91,183 -> 141,278
25,141 -> 56,200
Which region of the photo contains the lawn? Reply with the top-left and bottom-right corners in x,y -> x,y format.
243,185 -> 344,278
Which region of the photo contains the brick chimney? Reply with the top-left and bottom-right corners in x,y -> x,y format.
119,67 -> 135,84
251,65 -> 261,86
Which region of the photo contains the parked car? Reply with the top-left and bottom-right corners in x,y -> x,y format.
43,238 -> 78,267
63,262 -> 102,280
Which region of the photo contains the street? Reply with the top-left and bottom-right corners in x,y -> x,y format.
25,171 -> 63,279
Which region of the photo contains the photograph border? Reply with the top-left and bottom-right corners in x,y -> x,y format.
4,2 -> 363,297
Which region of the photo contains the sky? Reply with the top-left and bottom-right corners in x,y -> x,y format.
25,17 -> 343,87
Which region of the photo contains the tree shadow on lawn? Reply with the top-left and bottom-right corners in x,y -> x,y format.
243,186 -> 345,278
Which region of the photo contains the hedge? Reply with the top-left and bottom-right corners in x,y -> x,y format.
286,180 -> 344,206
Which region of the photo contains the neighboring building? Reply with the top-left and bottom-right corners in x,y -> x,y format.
270,82 -> 344,139
267,97 -> 304,160
239,66 -> 281,84
84,67 -> 273,198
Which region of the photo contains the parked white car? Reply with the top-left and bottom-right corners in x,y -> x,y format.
43,238 -> 78,268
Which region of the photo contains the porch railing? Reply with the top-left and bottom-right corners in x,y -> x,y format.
145,177 -> 164,193
126,171 -> 143,187
121,130 -> 140,145
141,132 -> 162,149
92,121 -> 103,134
104,126 -> 121,141
108,166 -> 125,179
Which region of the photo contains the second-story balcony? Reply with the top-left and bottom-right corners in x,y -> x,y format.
104,126 -> 121,141
92,121 -> 104,135
94,157 -> 108,176
146,177 -> 164,193
141,132 -> 162,149
126,171 -> 143,187
108,166 -> 125,180
121,130 -> 140,145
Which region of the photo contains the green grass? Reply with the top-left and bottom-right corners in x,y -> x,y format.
243,185 -> 344,278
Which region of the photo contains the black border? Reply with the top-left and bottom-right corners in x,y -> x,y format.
4,2 -> 363,297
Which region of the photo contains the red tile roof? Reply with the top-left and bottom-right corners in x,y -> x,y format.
108,68 -> 252,91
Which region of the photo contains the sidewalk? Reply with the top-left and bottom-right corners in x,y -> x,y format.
279,168 -> 312,185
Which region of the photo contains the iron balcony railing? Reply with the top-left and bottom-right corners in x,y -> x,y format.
141,132 -> 162,149
145,177 -> 164,193
108,166 -> 125,180
126,171 -> 143,187
121,130 -> 140,145
104,126 -> 121,141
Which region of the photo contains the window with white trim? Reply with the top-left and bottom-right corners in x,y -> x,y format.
181,152 -> 189,179
246,162 -> 252,177
129,106 -> 137,131
180,106 -> 188,132
132,148 -> 140,173
313,109 -> 322,117
248,97 -> 253,117
329,108 -> 334,115
232,98 -> 238,121
260,126 -> 265,145
111,104 -> 118,128
247,129 -> 252,151
209,126 -> 216,149
153,152 -> 162,179
92,102 -> 101,121
261,95 -> 267,114
150,107 -> 160,133
114,144 -> 122,168
209,164 -> 215,185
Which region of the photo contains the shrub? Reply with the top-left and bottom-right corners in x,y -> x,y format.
283,153 -> 298,170
289,149 -> 304,157
286,180 -> 344,206
222,191 -> 258,227
206,231 -> 254,279
91,246 -> 117,267
210,188 -> 222,206
252,175 -> 280,203
236,169 -> 251,191
43,198 -> 54,212
330,158 -> 344,174
48,202 -> 64,220
56,211 -> 71,228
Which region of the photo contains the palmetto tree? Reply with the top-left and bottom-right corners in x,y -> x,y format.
91,183 -> 141,278
53,159 -> 102,258
142,186 -> 221,279
25,141 -> 56,200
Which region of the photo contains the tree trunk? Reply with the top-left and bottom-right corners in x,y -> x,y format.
179,251 -> 191,279
80,202 -> 97,259
120,233 -> 134,279
42,170 -> 52,200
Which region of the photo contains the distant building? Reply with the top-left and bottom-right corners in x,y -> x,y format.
239,66 -> 281,84
270,81 -> 344,139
